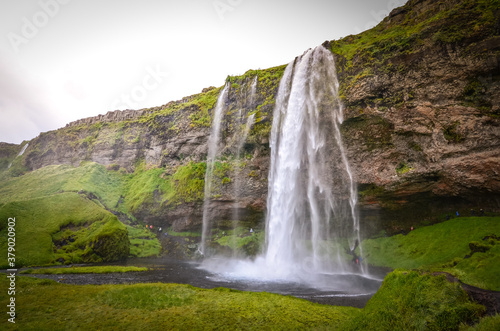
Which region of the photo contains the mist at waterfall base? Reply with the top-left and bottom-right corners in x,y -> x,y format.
200,46 -> 381,295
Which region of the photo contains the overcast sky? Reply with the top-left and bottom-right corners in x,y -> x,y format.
0,0 -> 406,144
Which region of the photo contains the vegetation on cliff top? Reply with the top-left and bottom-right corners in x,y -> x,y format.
330,0 -> 499,72
329,0 -> 499,108
225,65 -> 286,143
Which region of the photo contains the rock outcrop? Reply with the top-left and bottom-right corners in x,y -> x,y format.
330,0 -> 500,234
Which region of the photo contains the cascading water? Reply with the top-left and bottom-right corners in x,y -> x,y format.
249,76 -> 258,107
8,143 -> 29,169
238,114 -> 255,157
201,46 -> 373,292
264,45 -> 364,276
230,113 -> 256,255
201,83 -> 229,255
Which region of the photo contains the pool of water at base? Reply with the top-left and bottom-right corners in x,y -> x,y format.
16,257 -> 389,308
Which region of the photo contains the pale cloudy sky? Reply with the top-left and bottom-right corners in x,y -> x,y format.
0,0 -> 406,144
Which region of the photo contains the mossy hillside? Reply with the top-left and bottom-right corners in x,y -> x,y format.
0,162 -> 127,214
127,225 -> 161,258
185,87 -> 222,128
0,193 -> 129,268
0,157 -> 205,218
362,216 -> 500,290
438,243 -> 500,291
344,270 -> 485,331
125,159 -> 235,215
329,0 -> 500,108
332,0 -> 500,71
0,162 -> 165,260
124,160 -> 208,213
138,86 -> 222,131
0,270 -> 489,330
225,65 -> 286,144
2,153 -> 28,178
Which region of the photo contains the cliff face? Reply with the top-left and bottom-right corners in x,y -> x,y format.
329,0 -> 500,233
11,67 -> 284,233
2,0 -> 499,236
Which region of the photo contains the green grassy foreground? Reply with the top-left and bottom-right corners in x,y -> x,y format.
362,217 -> 500,290
20,266 -> 147,275
0,269 -> 490,330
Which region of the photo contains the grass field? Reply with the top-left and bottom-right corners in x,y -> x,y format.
362,217 -> 500,290
0,270 -> 491,330
20,266 -> 148,274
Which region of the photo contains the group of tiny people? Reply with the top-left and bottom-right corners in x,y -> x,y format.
145,224 -> 168,236
447,208 -> 485,219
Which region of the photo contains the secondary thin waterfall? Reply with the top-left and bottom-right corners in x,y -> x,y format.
233,113 -> 256,208
264,45 -> 363,275
230,113 -> 256,254
249,76 -> 258,107
8,143 -> 29,169
201,83 -> 229,255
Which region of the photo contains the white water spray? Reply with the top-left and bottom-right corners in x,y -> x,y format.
264,46 -> 363,276
202,46 -> 367,288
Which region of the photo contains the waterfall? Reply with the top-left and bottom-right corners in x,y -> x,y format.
240,114 -> 255,153
230,113 -> 256,255
249,76 -> 258,107
201,84 -> 229,255
234,114 -> 256,200
18,143 -> 29,156
8,143 -> 29,169
201,46 -> 367,288
264,45 -> 363,275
